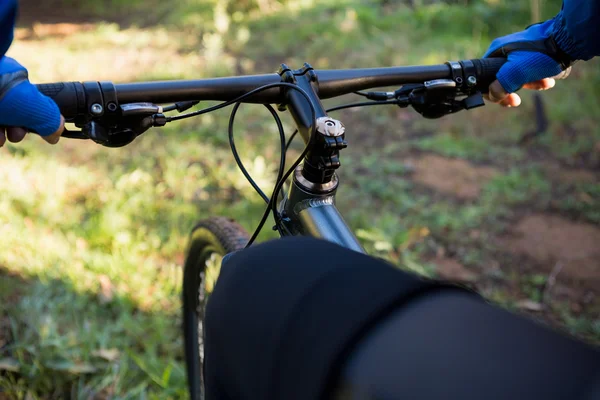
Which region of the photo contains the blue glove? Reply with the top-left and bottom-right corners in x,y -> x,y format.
0,56 -> 62,136
484,19 -> 571,94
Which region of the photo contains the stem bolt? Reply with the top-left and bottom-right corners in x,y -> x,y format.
467,76 -> 477,86
91,103 -> 104,115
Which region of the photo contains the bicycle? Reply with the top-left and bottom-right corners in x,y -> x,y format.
35,57 -> 505,399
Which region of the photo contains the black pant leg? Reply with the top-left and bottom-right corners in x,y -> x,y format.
335,290 -> 600,400
203,237 -> 599,400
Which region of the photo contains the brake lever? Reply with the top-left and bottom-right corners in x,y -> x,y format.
121,102 -> 162,116
12,126 -> 89,140
61,128 -> 89,139
395,79 -> 485,119
61,102 -> 168,147
79,120 -> 139,147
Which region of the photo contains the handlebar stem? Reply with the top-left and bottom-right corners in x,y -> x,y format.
278,63 -> 325,144
279,63 -> 347,187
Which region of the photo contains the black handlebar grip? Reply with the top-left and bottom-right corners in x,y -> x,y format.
35,82 -> 86,119
470,58 -> 507,93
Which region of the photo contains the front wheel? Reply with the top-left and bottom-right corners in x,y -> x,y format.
182,217 -> 250,400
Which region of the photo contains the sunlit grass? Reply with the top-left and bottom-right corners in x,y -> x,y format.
10,24 -> 206,82
0,122 -> 281,396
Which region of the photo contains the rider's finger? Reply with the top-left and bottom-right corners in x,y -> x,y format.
41,115 -> 64,145
0,128 -> 6,147
498,93 -> 521,107
488,80 -> 509,103
7,127 -> 27,143
486,81 -> 521,108
522,78 -> 556,91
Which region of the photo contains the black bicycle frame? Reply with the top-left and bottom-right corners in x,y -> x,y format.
274,64 -> 365,252
284,182 -> 364,252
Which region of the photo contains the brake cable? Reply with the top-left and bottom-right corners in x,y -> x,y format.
228,102 -> 287,236
243,88 -> 316,247
230,97 -> 405,242
161,86 -> 406,246
162,82 -> 317,246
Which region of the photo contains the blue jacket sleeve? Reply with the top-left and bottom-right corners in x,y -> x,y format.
553,0 -> 600,60
0,0 -> 17,58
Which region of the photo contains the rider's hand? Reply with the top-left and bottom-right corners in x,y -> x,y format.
483,19 -> 572,107
0,57 -> 64,147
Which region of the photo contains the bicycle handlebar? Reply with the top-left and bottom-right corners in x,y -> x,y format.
36,58 -> 506,119
36,82 -> 86,119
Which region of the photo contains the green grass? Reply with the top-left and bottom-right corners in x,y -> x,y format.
0,126 -> 279,397
482,167 -> 552,205
2,0 -> 599,397
557,182 -> 600,223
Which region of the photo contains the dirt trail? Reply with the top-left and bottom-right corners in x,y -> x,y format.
431,256 -> 476,282
410,154 -> 498,200
501,214 -> 600,285
407,151 -> 599,326
543,162 -> 598,184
